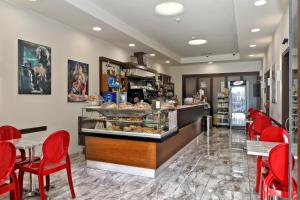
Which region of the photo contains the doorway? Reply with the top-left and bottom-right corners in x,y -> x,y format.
264,70 -> 270,116
282,49 -> 289,126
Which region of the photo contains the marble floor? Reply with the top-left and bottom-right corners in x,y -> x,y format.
1,128 -> 261,200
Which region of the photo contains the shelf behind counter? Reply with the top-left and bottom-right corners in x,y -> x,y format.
78,103 -> 210,178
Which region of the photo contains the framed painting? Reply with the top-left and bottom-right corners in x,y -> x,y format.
18,39 -> 51,95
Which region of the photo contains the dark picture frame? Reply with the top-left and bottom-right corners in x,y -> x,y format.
18,39 -> 51,95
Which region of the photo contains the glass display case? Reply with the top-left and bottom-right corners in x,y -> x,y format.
80,105 -> 178,139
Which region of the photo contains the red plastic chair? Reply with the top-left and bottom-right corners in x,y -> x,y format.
0,125 -> 47,193
0,142 -> 19,200
246,109 -> 261,134
248,114 -> 272,140
0,126 -> 26,161
18,130 -> 76,200
261,143 -> 297,200
255,126 -> 288,192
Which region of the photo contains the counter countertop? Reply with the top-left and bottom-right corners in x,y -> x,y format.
176,103 -> 209,110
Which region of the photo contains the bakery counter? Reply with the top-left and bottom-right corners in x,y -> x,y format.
177,103 -> 210,128
78,103 -> 209,178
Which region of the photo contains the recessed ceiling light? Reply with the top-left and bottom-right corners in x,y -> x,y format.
149,53 -> 156,57
249,44 -> 257,47
188,39 -> 207,45
251,28 -> 261,33
155,2 -> 184,16
249,54 -> 255,57
129,43 -> 135,47
92,26 -> 102,31
208,61 -> 213,64
254,0 -> 267,6
165,60 -> 171,64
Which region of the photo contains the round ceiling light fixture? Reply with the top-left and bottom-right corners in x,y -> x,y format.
92,26 -> 102,31
165,60 -> 171,64
249,54 -> 255,57
128,43 -> 135,47
251,28 -> 261,33
249,44 -> 257,47
188,39 -> 207,45
155,1 -> 184,16
254,0 -> 267,6
149,53 -> 156,57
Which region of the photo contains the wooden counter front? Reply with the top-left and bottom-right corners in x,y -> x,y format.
86,136 -> 157,169
85,118 -> 202,170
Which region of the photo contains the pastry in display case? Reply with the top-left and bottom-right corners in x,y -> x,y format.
80,103 -> 178,139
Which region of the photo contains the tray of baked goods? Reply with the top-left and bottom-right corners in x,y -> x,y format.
83,102 -> 159,118
82,123 -> 177,139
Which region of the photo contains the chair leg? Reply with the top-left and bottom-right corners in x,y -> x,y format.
11,171 -> 19,200
18,170 -> 25,200
255,156 -> 262,192
38,175 -> 46,200
45,175 -> 50,191
66,158 -> 76,198
261,179 -> 267,200
9,176 -> 14,200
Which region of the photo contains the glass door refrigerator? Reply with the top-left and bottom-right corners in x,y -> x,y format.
229,80 -> 248,128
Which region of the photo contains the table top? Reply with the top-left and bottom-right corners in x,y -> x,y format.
247,140 -> 298,159
5,134 -> 47,149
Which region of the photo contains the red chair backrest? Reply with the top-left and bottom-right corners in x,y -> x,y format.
252,114 -> 272,133
269,143 -> 295,187
268,143 -> 294,186
260,126 -> 288,143
0,125 -> 21,141
42,130 -> 70,163
0,142 -> 16,183
248,108 -> 260,119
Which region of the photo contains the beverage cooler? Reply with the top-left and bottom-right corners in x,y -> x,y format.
229,80 -> 248,128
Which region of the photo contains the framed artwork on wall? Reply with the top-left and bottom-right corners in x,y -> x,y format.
271,64 -> 277,103
67,59 -> 89,102
18,39 -> 51,95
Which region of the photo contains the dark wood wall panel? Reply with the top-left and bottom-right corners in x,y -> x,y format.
182,72 -> 260,115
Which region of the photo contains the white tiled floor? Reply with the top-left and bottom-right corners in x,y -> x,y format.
1,128 -> 261,200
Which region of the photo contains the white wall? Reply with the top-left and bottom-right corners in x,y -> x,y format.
168,60 -> 262,103
0,1 -> 133,154
263,8 -> 289,123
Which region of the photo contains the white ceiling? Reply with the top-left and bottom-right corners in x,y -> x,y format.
5,0 -> 288,65
91,0 -> 239,57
